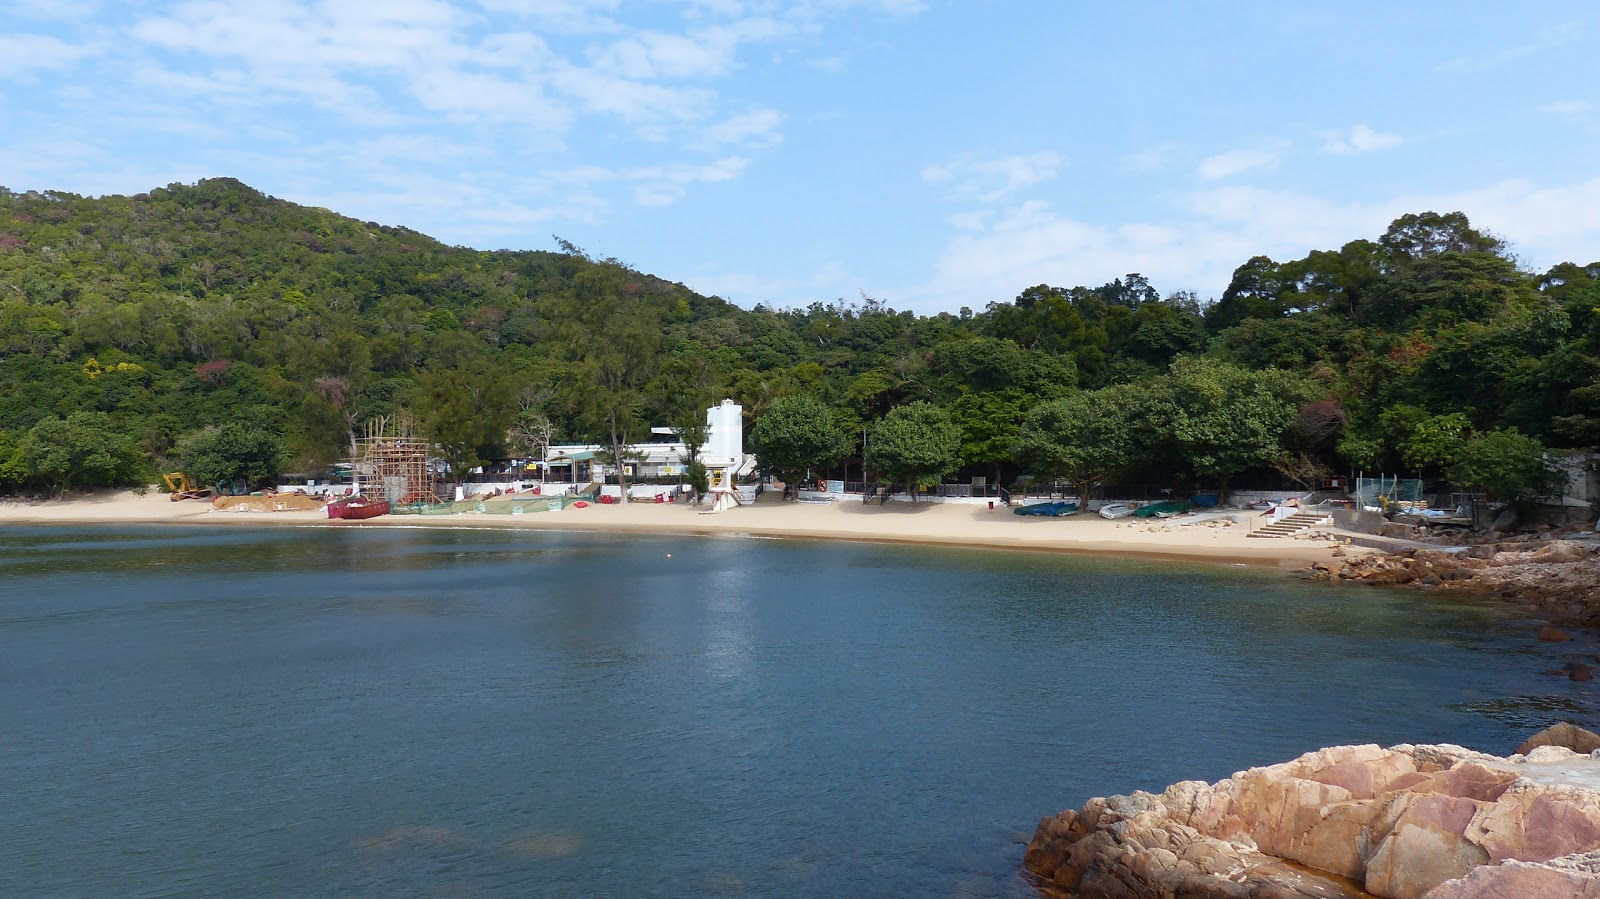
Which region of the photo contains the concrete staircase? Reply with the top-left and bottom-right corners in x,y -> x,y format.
1249,510 -> 1332,539
751,487 -> 786,505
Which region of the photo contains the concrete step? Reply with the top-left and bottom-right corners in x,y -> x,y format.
1250,512 -> 1332,538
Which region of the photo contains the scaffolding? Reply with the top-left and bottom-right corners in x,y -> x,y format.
355,413 -> 434,504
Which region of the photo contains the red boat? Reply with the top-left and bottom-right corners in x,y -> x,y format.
326,498 -> 391,520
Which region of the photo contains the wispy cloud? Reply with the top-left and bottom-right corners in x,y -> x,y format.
1122,143 -> 1178,173
1436,21 -> 1584,73
0,32 -> 101,77
1542,99 -> 1594,122
901,176 -> 1600,314
695,108 -> 785,148
922,151 -> 1065,203
1196,142 -> 1288,180
1322,124 -> 1402,155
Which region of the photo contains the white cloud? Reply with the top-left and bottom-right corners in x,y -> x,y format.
1542,99 -> 1594,122
922,151 -> 1064,203
474,0 -> 622,33
0,33 -> 99,77
1323,124 -> 1402,155
1,0 -> 102,17
1122,143 -> 1178,172
1436,22 -> 1583,73
629,156 -> 748,206
590,30 -> 739,80
901,176 -> 1600,314
697,108 -> 784,148
1196,142 -> 1288,180
806,54 -> 849,74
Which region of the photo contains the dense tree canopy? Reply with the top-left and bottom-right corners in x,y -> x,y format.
177,423 -> 285,489
747,395 -> 849,497
864,401 -> 961,500
1,178 -> 1596,504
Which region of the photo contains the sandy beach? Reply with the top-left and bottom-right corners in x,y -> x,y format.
0,489 -> 1362,568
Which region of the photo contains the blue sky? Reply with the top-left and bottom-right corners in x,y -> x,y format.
4,1 -> 1599,313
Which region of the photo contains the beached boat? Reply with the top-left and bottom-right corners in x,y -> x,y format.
1132,500 -> 1189,519
326,498 -> 390,520
1097,502 -> 1137,520
1013,500 -> 1079,517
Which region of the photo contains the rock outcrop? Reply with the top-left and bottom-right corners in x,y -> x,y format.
1516,723 -> 1600,756
1025,743 -> 1600,899
1303,538 -> 1600,631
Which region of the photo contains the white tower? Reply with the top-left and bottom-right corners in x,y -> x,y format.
702,399 -> 746,512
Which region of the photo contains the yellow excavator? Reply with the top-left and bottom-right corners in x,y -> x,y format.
162,472 -> 214,502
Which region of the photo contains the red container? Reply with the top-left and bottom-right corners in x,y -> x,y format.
327,498 -> 391,520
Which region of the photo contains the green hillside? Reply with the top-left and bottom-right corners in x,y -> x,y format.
1,178 -> 1595,500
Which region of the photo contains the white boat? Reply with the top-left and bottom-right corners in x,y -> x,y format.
1098,502 -> 1137,520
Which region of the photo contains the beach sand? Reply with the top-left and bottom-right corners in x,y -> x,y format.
0,490 -> 1362,568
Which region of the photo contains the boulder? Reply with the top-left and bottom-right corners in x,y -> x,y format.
1515,722 -> 1600,756
1424,856 -> 1600,898
1026,743 -> 1600,899
1536,540 -> 1596,563
1539,626 -> 1574,642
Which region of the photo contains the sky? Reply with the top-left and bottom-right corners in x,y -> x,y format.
3,1 -> 1600,314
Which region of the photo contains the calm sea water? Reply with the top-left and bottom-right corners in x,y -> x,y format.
2,526 -> 1596,898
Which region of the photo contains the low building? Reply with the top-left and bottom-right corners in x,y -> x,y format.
544,399 -> 757,487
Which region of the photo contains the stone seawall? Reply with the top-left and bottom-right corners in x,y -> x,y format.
1025,741 -> 1600,898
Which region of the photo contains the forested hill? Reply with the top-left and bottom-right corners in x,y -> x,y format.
1,177 -> 1598,500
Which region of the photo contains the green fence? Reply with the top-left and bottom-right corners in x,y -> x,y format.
1353,476 -> 1424,510
389,494 -> 590,516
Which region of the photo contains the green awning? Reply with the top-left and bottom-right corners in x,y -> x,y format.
549,451 -> 599,463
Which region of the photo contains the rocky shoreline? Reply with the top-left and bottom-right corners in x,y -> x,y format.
1305,531 -> 1600,638
1025,729 -> 1600,898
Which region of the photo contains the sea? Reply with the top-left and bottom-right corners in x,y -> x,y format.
2,525 -> 1595,897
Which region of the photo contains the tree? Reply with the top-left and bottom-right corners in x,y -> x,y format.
1162,357 -> 1316,501
1390,408 -> 1471,471
1447,429 -> 1562,505
414,368 -> 512,487
748,396 -> 849,499
947,389 -> 1033,484
16,411 -> 143,494
177,423 -> 284,488
674,413 -> 711,504
506,400 -> 556,480
864,401 -> 961,501
1379,211 -> 1505,261
558,261 -> 663,502
1016,385 -> 1144,510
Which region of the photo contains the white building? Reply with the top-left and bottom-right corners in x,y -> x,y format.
544,399 -> 756,486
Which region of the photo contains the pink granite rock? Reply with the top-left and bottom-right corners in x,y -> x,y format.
1025,743 -> 1600,899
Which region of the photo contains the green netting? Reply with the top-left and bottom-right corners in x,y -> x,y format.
390,495 -> 587,515
1353,476 -> 1424,509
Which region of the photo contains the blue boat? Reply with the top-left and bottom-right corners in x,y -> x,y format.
1013,500 -> 1079,516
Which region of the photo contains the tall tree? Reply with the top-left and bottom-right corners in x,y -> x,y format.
864,401 -> 961,502
1161,357 -> 1315,501
177,423 -> 285,489
15,411 -> 143,494
1447,429 -> 1562,506
558,260 -> 663,502
1016,385 -> 1145,510
414,368 -> 512,488
748,396 -> 849,499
